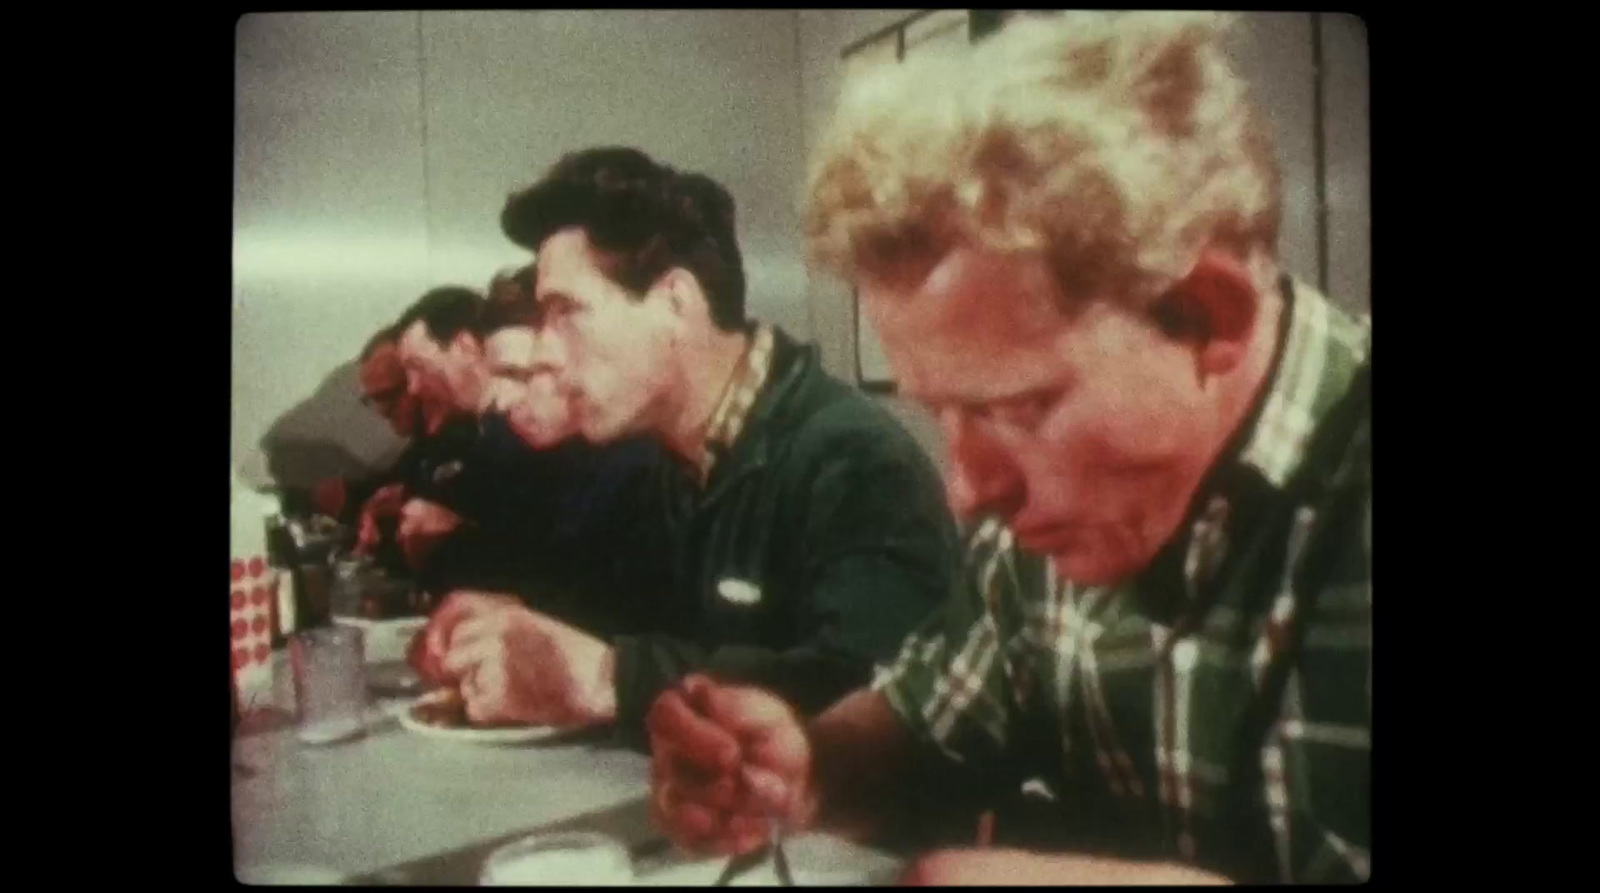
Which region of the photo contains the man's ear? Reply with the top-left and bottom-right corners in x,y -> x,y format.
450,330 -> 482,359
654,267 -> 703,323
1148,250 -> 1261,378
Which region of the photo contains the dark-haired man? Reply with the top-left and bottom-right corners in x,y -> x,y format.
352,287 -> 491,574
412,268 -> 668,631
413,148 -> 961,748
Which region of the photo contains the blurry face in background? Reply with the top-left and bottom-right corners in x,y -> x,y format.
534,227 -> 679,444
482,326 -> 576,449
398,320 -> 482,436
358,341 -> 421,438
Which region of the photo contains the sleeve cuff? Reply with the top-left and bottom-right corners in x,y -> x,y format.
610,635 -> 649,751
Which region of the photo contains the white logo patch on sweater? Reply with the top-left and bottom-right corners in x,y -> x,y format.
717,578 -> 762,607
432,460 -> 464,484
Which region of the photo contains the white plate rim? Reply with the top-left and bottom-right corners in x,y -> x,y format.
395,691 -> 565,745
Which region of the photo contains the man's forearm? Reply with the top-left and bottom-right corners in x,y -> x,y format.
612,635 -> 875,750
898,849 -> 1236,886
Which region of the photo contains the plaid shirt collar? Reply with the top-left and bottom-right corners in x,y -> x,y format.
1159,276 -> 1370,608
696,323 -> 776,485
870,278 -> 1372,884
1017,276 -> 1369,615
1233,276 -> 1372,491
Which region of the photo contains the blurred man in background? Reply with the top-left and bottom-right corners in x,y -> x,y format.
410,266 -> 667,630
366,286 -> 494,575
308,325 -> 422,574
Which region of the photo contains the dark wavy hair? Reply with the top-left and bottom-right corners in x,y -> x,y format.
500,147 -> 747,331
358,323 -> 398,362
478,264 -> 543,336
394,286 -> 485,346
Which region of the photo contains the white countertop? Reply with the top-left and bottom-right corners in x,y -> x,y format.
231,644 -> 902,886
231,652 -> 650,882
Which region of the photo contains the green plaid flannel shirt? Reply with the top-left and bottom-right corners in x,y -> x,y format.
874,278 -> 1371,884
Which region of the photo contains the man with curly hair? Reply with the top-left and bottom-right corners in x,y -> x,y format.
648,12 -> 1369,885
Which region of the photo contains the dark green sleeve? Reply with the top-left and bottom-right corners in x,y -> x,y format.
789,422 -> 961,663
610,419 -> 959,751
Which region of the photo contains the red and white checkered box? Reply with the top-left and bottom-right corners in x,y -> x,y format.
230,473 -> 284,717
230,554 -> 276,713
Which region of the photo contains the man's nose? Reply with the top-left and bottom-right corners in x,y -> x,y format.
540,331 -> 587,379
941,410 -> 1025,521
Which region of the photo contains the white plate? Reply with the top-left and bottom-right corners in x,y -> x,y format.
395,691 -> 565,745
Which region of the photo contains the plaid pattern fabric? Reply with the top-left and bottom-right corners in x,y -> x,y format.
698,324 -> 776,483
874,279 -> 1371,883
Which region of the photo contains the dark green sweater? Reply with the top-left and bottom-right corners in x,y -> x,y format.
612,327 -> 960,748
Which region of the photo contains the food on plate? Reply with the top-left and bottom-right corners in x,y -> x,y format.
408,688 -> 530,730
